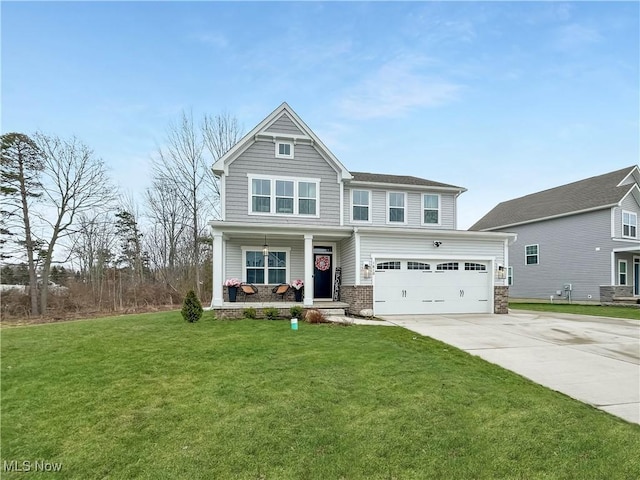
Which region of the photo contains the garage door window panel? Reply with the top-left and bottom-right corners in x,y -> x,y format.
437,262 -> 459,271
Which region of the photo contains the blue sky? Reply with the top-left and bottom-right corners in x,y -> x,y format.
2,1 -> 638,229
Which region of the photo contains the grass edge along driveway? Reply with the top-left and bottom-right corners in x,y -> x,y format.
2,312 -> 639,479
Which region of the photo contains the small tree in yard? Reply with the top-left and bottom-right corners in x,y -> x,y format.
181,289 -> 203,323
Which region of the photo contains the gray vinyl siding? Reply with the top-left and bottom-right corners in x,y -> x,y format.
264,114 -> 304,135
343,187 -> 456,228
225,139 -> 340,225
340,235 -> 357,285
357,234 -> 505,286
501,210 -> 616,301
613,194 -> 640,239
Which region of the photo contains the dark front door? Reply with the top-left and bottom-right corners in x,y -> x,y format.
314,253 -> 333,299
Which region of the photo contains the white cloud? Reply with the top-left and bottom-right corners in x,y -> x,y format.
554,23 -> 602,52
338,56 -> 462,120
189,32 -> 228,49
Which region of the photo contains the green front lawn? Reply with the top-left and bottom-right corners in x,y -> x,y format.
2,313 -> 639,479
510,302 -> 640,320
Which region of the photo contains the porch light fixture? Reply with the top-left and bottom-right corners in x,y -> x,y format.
262,235 -> 269,259
362,262 -> 371,279
496,265 -> 506,279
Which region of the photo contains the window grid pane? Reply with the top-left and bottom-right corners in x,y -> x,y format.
353,205 -> 369,221
389,207 -> 404,222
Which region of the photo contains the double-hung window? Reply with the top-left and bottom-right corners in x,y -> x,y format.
244,248 -> 289,284
525,244 -> 539,265
423,194 -> 440,225
249,175 -> 319,216
352,190 -> 370,222
622,211 -> 637,238
388,192 -> 406,223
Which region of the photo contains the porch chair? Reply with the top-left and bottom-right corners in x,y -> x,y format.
272,283 -> 290,301
239,283 -> 258,301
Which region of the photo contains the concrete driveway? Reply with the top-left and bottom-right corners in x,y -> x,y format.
379,311 -> 640,424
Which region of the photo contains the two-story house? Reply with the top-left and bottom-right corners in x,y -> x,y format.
470,166 -> 640,303
210,103 -> 515,316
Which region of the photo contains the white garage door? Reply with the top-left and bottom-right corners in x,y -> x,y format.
373,260 -> 492,315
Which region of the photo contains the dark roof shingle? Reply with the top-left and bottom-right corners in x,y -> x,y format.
470,165 -> 638,231
350,171 -> 464,190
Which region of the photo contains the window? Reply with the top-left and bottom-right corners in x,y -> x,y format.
465,262 -> 486,271
249,176 -> 319,216
276,141 -> 293,158
623,211 -> 637,238
251,179 -> 271,213
244,249 -> 288,284
388,192 -> 406,223
376,261 -> 401,270
437,262 -> 459,271
352,190 -> 370,222
619,260 -> 628,285
298,182 -> 317,215
423,194 -> 440,224
408,262 -> 430,270
508,266 -> 513,286
275,180 -> 294,213
525,244 -> 539,265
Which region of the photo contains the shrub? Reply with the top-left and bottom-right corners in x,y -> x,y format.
181,290 -> 203,323
289,305 -> 304,319
305,309 -> 328,324
263,307 -> 279,320
243,307 -> 257,319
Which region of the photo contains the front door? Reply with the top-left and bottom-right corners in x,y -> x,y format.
634,258 -> 640,296
313,249 -> 333,299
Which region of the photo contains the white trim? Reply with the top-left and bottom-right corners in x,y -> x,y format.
220,174 -> 226,221
275,141 -> 294,159
421,193 -> 442,226
312,241 -> 337,300
351,189 -> 372,224
348,179 -> 466,194
622,210 -> 638,239
525,244 -> 539,265
634,256 -> 640,296
339,180 -> 344,227
354,230 -> 361,285
386,191 -> 408,225
611,251 -> 616,286
616,166 -> 640,187
247,174 -> 320,218
618,259 -> 628,286
241,246 -> 292,285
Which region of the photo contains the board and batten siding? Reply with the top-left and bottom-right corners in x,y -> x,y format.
343,187 -> 456,229
264,113 -> 304,136
224,140 -> 341,225
502,209 -> 615,301
612,195 -> 640,239
356,234 -> 505,286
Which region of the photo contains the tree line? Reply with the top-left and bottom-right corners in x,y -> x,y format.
1,111 -> 242,318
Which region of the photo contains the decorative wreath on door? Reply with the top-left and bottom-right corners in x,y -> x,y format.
315,255 -> 331,271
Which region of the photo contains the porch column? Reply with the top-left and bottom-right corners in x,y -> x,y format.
212,230 -> 224,307
304,234 -> 314,307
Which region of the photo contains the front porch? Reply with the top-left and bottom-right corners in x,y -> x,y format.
208,300 -> 350,319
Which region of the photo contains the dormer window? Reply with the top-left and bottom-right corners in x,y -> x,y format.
276,141 -> 294,158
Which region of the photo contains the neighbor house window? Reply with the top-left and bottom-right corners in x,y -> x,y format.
525,244 -> 539,265
388,192 -> 406,223
352,190 -> 370,222
275,180 -> 294,214
298,182 -> 317,215
248,175 -> 319,216
244,248 -> 289,285
423,194 -> 440,224
276,141 -> 293,158
508,266 -> 513,286
622,211 -> 637,238
619,260 -> 628,285
251,179 -> 271,213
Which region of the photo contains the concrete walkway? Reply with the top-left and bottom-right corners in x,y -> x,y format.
376,311 -> 640,424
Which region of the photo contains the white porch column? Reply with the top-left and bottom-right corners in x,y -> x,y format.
212,230 -> 224,307
304,234 -> 314,307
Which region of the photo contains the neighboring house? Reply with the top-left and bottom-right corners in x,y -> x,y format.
210,103 -> 515,316
470,165 -> 640,303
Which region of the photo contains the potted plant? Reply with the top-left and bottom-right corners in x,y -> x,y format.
224,278 -> 241,302
290,279 -> 304,302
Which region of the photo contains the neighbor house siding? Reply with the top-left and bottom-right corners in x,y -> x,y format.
344,187 -> 456,229
502,210 -> 614,301
612,195 -> 640,239
357,234 -> 505,286
224,140 -> 340,225
263,113 -> 304,135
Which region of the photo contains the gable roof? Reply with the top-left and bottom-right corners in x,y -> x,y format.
470,165 -> 640,231
349,171 -> 465,192
212,102 -> 351,180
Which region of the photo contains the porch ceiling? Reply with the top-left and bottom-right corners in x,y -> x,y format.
211,222 -> 354,242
